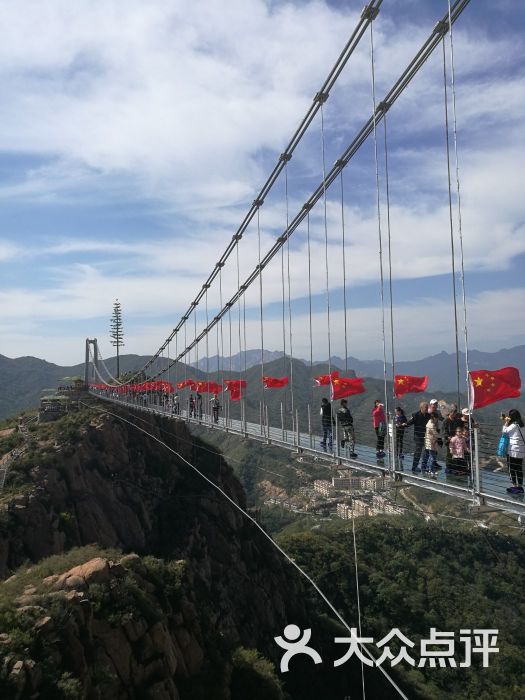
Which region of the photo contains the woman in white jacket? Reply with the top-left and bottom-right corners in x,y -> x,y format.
421,413 -> 441,475
503,409 -> 525,494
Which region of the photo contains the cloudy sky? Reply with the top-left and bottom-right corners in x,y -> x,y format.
0,0 -> 523,367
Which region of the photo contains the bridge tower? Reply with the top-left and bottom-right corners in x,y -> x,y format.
84,338 -> 99,387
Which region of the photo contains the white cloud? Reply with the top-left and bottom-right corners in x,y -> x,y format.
0,1 -> 523,364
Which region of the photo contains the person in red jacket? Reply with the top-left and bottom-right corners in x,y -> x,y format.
372,399 -> 386,459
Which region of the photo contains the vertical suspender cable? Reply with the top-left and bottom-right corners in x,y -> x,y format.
307,211 -> 314,375
258,207 -> 266,430
306,210 -> 314,443
369,20 -> 391,449
219,267 -> 225,412
383,113 -> 396,391
194,306 -> 198,379
340,172 -> 349,373
167,341 -> 170,389
285,159 -> 295,426
228,305 -> 233,376
447,1 -> 473,488
320,99 -> 333,387
174,332 -> 178,392
442,36 -> 462,410
205,287 -> 210,421
280,211 -> 288,431
236,237 -> 245,426
183,321 -> 188,415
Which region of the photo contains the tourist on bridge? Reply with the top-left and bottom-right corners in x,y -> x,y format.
460,407 -> 477,469
428,398 -> 444,422
447,426 -> 469,475
406,401 -> 429,472
189,394 -> 196,418
211,395 -> 221,424
421,412 -> 441,475
372,400 -> 386,459
196,392 -> 203,420
502,409 -> 525,495
320,398 -> 334,452
173,393 -> 180,415
443,405 -> 463,468
394,406 -> 408,463
337,399 -> 357,458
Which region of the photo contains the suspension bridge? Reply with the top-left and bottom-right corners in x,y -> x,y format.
85,0 -> 525,519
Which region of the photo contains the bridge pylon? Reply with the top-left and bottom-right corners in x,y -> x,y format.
84,338 -> 99,387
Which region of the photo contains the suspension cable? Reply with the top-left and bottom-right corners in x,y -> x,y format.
340,172 -> 349,373
285,158 -> 295,426
120,1 -> 472,384
369,17 -> 391,451
442,38 -> 461,409
235,235 -> 245,423
447,0 -> 476,506
306,211 -> 314,375
122,2 -> 384,385
257,206 -> 266,428
383,113 -> 396,393
447,1 -> 471,409
320,99 -> 333,386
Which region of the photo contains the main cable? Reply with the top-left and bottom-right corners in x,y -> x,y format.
141,1 -> 472,384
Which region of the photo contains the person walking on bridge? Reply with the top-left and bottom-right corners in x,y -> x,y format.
337,399 -> 357,458
320,398 -> 334,452
372,400 -> 386,459
406,401 -> 429,472
502,409 -> 525,495
211,395 -> 221,424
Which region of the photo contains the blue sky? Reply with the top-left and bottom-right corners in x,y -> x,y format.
0,0 -> 524,366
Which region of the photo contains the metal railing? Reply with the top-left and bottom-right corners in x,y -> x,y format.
89,391 -> 525,518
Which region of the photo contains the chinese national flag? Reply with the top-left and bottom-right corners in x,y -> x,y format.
469,367 -> 521,409
224,379 -> 247,401
315,370 -> 339,386
263,376 -> 289,389
224,380 -> 247,390
394,375 -> 429,398
229,387 -> 242,401
176,379 -> 194,389
331,377 -> 366,400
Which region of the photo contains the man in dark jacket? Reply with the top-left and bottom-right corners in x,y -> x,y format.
320,398 -> 334,452
406,401 -> 429,471
337,399 -> 358,458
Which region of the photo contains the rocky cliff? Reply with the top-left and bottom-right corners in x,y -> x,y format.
0,405 -> 391,699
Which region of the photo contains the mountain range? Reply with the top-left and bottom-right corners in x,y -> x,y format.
1,345 -> 523,422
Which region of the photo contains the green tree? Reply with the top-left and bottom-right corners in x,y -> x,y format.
109,299 -> 125,378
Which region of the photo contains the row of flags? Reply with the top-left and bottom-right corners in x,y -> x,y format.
394,366 -> 521,408
90,366 -> 521,409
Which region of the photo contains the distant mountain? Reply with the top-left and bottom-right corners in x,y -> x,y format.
1,345 -> 524,421
328,346 -> 525,392
189,349 -> 284,372
187,346 -> 525,393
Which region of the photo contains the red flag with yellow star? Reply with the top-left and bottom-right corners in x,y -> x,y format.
394,374 -> 428,398
469,367 -> 521,409
331,376 -> 366,400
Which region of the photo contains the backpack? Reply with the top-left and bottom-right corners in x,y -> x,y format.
496,433 -> 509,458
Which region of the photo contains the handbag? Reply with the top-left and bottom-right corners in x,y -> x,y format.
496,433 -> 509,458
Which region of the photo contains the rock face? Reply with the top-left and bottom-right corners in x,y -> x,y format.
1,553 -> 209,699
0,410 -> 312,698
